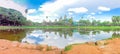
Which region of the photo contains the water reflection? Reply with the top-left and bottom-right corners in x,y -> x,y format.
112,32 -> 120,39
0,29 -> 27,41
0,28 -> 120,48
22,30 -> 45,44
21,28 -> 119,48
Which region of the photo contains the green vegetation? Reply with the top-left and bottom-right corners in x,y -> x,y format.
0,6 -> 120,53
112,16 -> 120,26
38,15 -> 120,26
112,33 -> 120,39
19,26 -> 120,30
107,32 -> 120,40
0,7 -> 120,27
64,45 -> 72,51
0,26 -> 120,29
0,7 -> 27,26
64,43 -> 84,51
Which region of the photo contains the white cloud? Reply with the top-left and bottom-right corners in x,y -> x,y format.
27,15 -> 50,23
39,0 -> 79,13
38,0 -> 80,18
98,6 -> 111,11
90,16 -> 96,19
0,0 -> 27,16
28,0 -> 120,22
1,0 -> 119,23
98,12 -> 102,14
87,15 -> 95,19
68,12 -> 73,15
68,7 -> 88,13
91,12 -> 96,15
27,9 -> 37,14
29,0 -> 78,22
27,14 -> 58,23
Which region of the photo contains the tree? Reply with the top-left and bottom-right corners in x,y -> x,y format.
0,7 -> 27,26
79,19 -> 91,26
92,20 -> 97,26
112,16 -> 120,26
68,17 -> 73,26
58,16 -> 64,25
101,21 -> 111,26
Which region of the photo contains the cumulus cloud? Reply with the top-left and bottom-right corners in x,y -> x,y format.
27,9 -> 37,14
0,0 -> 27,16
91,12 -> 96,15
98,6 -> 111,11
98,12 -> 102,14
68,12 -> 73,15
27,15 -> 42,22
39,0 -> 79,12
87,15 -> 95,19
27,14 -> 58,23
68,7 -> 88,13
38,0 -> 79,17
28,0 -> 120,22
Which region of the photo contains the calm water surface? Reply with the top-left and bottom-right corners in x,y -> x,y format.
0,28 -> 120,48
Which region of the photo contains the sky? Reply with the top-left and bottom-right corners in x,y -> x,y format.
0,0 -> 120,22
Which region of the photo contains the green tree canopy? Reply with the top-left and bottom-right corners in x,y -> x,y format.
0,7 -> 27,26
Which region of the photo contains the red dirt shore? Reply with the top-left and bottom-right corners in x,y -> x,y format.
1,38 -> 120,54
0,39 -> 62,54
66,38 -> 120,54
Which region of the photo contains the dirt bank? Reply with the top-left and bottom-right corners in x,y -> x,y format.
1,38 -> 120,54
0,39 -> 62,54
66,38 -> 120,54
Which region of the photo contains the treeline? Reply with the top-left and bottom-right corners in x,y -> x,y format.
40,15 -> 120,26
40,15 -> 73,26
0,7 -> 119,26
40,28 -> 120,38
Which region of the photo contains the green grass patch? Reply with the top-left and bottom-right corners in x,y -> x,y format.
64,45 -> 72,51
0,26 -> 120,29
64,43 -> 84,51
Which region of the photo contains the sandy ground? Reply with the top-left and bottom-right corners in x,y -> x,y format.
66,38 -> 120,54
0,39 -> 62,54
1,38 -> 120,54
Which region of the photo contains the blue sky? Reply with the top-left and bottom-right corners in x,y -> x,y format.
11,0 -> 120,22
13,0 -> 54,9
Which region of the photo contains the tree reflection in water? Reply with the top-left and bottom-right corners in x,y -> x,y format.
0,28 -> 119,48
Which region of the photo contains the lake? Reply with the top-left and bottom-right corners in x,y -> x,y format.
0,28 -> 120,48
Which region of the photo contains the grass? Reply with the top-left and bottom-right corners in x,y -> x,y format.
23,26 -> 120,29
64,43 -> 84,51
0,26 -> 120,30
64,45 -> 72,51
0,26 -> 21,30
